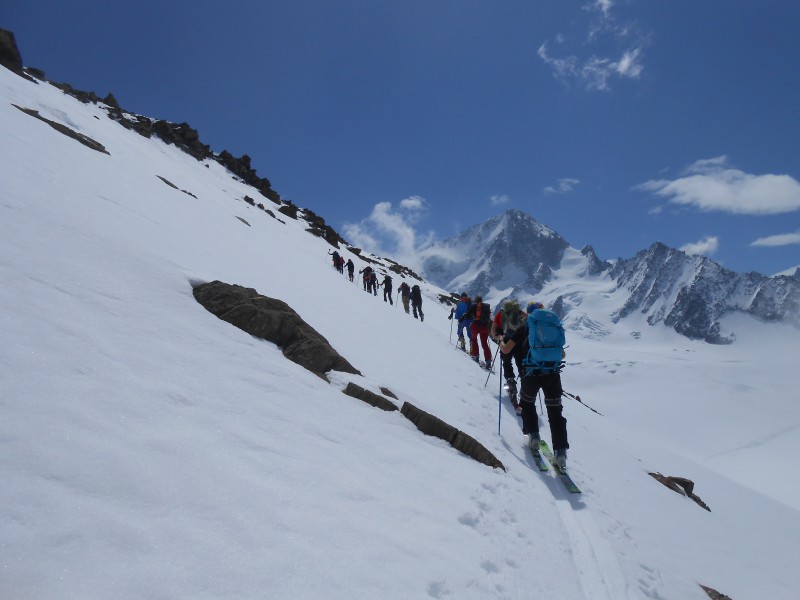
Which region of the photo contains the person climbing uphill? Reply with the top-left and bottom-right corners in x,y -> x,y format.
463,295 -> 492,369
499,301 -> 570,471
410,284 -> 424,321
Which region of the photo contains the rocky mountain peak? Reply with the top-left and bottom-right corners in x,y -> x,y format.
418,209 -> 569,298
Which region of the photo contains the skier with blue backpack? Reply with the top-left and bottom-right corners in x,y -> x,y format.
498,301 -> 570,471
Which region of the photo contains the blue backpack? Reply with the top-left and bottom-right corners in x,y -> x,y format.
523,309 -> 566,374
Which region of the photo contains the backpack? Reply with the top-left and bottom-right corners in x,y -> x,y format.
523,309 -> 565,374
501,300 -> 522,333
474,302 -> 490,325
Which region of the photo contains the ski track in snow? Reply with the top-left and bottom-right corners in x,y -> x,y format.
551,489 -> 630,600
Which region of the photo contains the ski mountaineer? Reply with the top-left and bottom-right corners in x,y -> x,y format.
358,266 -> 373,292
369,271 -> 379,296
379,274 -> 393,304
462,295 -> 492,368
452,292 -> 473,351
328,250 -> 340,271
398,282 -> 411,314
410,284 -> 424,321
498,301 -> 569,471
346,259 -> 355,282
491,299 -> 524,414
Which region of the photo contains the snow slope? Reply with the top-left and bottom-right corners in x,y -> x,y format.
3,66 -> 800,599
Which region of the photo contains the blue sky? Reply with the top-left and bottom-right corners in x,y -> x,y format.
4,0 -> 799,275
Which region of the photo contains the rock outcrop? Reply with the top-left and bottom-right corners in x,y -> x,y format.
193,281 -> 360,380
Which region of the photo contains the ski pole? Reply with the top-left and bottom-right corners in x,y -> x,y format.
484,342 -> 501,388
497,360 -> 503,435
562,390 -> 603,416
449,308 -> 454,342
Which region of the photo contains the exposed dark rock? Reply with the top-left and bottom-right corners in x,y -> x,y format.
438,293 -> 459,307
236,216 -> 250,227
581,245 -> 611,275
244,195 -> 255,206
649,472 -> 711,511
12,104 -> 109,155
24,66 -> 46,80
301,207 -> 347,248
379,386 -> 398,399
153,120 -> 211,160
103,93 -> 120,109
0,29 -> 26,77
400,402 -> 504,470
551,295 -> 565,318
700,584 -> 733,599
217,150 -> 279,202
278,203 -> 299,219
348,248 -> 380,265
342,382 -> 398,412
156,175 -> 178,190
192,281 -> 361,380
384,257 -> 423,281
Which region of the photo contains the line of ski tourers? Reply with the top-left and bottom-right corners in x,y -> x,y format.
328,249 -> 576,485
327,250 -> 425,320
449,292 -> 565,381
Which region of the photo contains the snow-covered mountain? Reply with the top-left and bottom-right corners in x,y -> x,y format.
420,209 -> 800,344
3,35 -> 800,600
419,209 -> 573,299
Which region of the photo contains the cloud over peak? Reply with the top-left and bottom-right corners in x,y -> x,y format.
680,236 -> 720,257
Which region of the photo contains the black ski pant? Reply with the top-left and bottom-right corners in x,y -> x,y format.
383,286 -> 393,304
500,349 -> 522,386
412,301 -> 424,320
519,371 -> 568,451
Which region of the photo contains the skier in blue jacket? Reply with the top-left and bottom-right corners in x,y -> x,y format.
453,292 -> 473,351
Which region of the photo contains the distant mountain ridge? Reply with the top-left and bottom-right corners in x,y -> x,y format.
420,209 -> 800,344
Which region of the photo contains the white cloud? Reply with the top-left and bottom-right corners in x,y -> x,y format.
490,194 -> 510,206
637,156 -> 800,215
540,2 -> 648,91
544,178 -> 580,195
750,231 -> 800,247
342,197 -> 434,266
680,236 -> 719,257
399,195 -> 425,211
615,48 -> 644,78
592,0 -> 614,18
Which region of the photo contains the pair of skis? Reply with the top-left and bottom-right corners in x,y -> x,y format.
530,440 -> 581,494
455,345 -> 495,373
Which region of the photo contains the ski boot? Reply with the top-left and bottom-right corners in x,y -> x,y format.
554,449 -> 567,472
